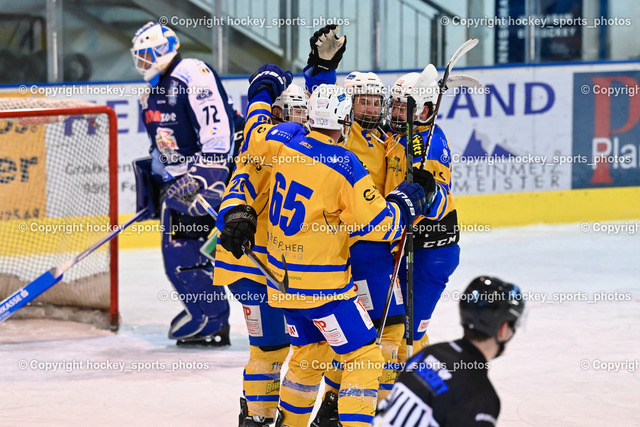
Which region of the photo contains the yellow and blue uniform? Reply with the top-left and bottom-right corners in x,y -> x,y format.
241,124 -> 404,310
304,68 -> 405,402
385,124 -> 461,359
212,98 -> 303,421
323,121 -> 406,402
232,87 -> 408,426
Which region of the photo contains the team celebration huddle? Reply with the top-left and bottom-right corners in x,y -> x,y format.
130,21 -> 525,427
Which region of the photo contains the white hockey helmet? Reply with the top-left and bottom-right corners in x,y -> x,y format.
131,22 -> 180,86
343,71 -> 386,129
388,71 -> 438,132
273,83 -> 309,124
307,84 -> 353,138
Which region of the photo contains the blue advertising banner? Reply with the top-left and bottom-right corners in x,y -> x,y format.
572,71 -> 640,188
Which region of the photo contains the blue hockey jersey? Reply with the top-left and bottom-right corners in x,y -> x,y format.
139,56 -> 235,181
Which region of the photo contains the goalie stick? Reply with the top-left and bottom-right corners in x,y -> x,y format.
0,208 -> 149,324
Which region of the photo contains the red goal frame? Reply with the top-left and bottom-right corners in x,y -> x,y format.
0,105 -> 120,329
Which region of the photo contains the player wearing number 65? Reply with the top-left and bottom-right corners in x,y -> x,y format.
130,22 -> 236,345
217,66 -> 435,425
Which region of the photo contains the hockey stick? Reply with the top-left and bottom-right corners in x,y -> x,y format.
0,208 -> 149,323
445,74 -> 482,90
375,64 -> 437,347
410,64 -> 439,102
376,42 -> 480,346
405,96 -> 416,359
375,232 -> 407,346
421,38 -> 478,169
192,194 -> 289,293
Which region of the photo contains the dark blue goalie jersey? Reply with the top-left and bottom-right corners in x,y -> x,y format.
139,56 -> 235,181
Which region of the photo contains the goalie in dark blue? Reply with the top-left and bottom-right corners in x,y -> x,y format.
131,21 -> 235,345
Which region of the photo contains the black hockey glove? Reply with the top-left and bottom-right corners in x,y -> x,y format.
386,181 -> 426,226
307,25 -> 347,76
413,167 -> 437,211
220,205 -> 258,259
248,64 -> 293,103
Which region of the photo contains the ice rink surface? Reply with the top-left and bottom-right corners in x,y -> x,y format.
1,223 -> 639,426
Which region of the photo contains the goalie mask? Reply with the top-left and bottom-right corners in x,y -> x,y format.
343,71 -> 386,129
307,84 -> 353,140
273,83 -> 309,125
131,22 -> 180,87
388,71 -> 438,133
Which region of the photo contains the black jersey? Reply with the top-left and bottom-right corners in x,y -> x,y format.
374,338 -> 500,426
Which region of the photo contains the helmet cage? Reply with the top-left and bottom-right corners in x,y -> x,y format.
273,83 -> 309,125
352,94 -> 386,129
343,72 -> 387,130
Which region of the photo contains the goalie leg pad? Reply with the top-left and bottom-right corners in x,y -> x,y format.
243,344 -> 290,419
162,205 -> 230,340
133,157 -> 163,220
169,309 -> 207,340
278,341 -> 333,427
398,243 -> 460,342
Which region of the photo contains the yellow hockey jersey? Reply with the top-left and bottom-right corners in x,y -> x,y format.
239,123 -> 405,309
212,100 -> 307,287
385,124 -> 455,222
343,122 -> 388,195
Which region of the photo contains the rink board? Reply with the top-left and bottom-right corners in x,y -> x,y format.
2,61 -> 640,250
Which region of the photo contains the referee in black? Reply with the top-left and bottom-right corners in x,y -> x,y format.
373,276 -> 526,426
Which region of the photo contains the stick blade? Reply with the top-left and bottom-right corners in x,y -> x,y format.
0,270 -> 63,323
446,74 -> 483,89
448,38 -> 479,69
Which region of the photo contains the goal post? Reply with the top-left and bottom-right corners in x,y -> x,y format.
0,98 -> 120,330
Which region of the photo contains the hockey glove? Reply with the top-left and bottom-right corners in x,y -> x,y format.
413,167 -> 437,211
164,175 -> 208,216
248,64 -> 293,103
386,182 -> 426,226
307,25 -> 347,76
220,205 -> 258,259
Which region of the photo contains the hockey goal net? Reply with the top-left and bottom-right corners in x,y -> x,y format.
0,98 -> 119,330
